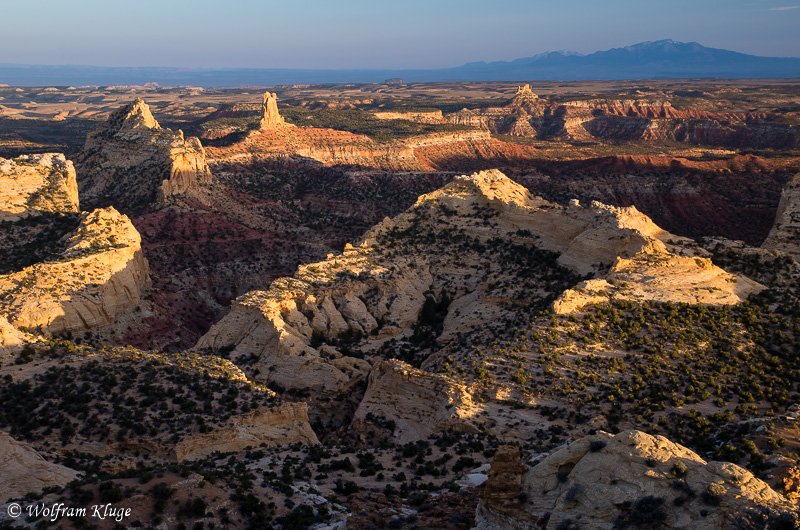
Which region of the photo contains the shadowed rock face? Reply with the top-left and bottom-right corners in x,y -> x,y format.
763,172 -> 800,260
476,430 -> 799,529
0,206 -> 151,335
76,98 -> 211,213
0,431 -> 80,502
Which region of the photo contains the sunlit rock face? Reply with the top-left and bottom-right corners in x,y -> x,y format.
76,98 -> 211,213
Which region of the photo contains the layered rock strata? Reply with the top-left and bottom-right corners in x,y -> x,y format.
206,127 -> 490,171
373,110 -> 446,124
444,92 -> 799,149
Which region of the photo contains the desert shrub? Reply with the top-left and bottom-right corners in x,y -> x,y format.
671,461 -> 688,477
334,479 -> 359,495
622,495 -> 667,527
564,484 -> 581,503
702,483 -> 727,506
282,505 -> 316,530
589,440 -> 607,452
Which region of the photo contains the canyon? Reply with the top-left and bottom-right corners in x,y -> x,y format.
1,80 -> 799,528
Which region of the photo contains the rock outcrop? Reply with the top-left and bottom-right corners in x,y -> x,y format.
476,430 -> 798,529
259,91 -> 287,129
76,98 -> 212,212
552,249 -> 761,313
373,110 -> 446,124
385,170 -> 760,310
0,207 -> 150,335
512,84 -> 539,105
173,402 -> 319,461
194,264 -> 377,393
0,315 -> 31,361
350,360 -> 479,443
763,172 -> 800,260
0,153 -> 79,222
0,431 -> 80,502
196,169 -> 758,398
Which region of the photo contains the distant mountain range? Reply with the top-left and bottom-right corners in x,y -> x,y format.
443,40 -> 800,81
1,40 -> 799,87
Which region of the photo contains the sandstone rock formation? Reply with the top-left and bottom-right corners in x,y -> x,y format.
0,431 -> 80,502
194,267 -> 376,393
476,430 -> 798,529
206,126 -> 490,171
350,360 -> 479,443
0,207 -> 150,335
260,91 -> 286,129
76,98 -> 212,212
196,169 -> 758,400
763,172 -> 800,260
373,110 -> 446,124
0,315 -> 31,361
375,170 -> 760,311
513,84 -> 539,104
174,402 -> 319,461
552,249 -> 761,313
0,153 -> 79,221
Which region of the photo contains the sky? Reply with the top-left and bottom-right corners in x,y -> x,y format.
1,0 -> 799,69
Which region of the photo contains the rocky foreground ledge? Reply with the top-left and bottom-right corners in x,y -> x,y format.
478,430 -> 799,529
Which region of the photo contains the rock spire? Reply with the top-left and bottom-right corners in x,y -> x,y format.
260,91 -> 285,129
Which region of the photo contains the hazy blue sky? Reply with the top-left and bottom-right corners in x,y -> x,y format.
2,0 -> 799,68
